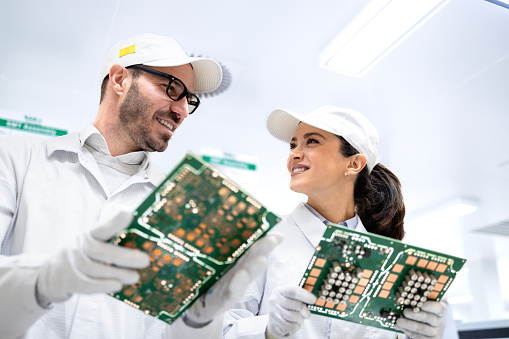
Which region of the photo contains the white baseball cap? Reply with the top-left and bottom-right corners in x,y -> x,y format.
266,105 -> 380,172
100,33 -> 222,93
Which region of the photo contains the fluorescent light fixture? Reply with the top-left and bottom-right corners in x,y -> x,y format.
447,295 -> 474,305
485,0 -> 509,9
406,197 -> 478,227
320,0 -> 448,76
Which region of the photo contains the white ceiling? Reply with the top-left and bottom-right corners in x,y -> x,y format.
1,0 -> 509,323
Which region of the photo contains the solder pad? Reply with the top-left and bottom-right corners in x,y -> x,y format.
299,223 -> 466,332
110,151 -> 280,324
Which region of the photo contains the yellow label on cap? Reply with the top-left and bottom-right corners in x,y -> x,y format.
119,45 -> 135,58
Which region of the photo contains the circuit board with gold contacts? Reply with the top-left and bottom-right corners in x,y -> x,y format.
299,223 -> 466,332
110,151 -> 280,324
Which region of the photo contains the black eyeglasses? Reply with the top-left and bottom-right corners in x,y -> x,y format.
127,65 -> 200,114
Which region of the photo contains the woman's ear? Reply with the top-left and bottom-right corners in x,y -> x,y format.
108,64 -> 130,97
346,154 -> 367,175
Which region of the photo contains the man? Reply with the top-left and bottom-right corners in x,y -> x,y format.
0,33 -> 280,338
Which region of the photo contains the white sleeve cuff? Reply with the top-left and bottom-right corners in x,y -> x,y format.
166,315 -> 222,339
228,314 -> 269,339
0,255 -> 51,337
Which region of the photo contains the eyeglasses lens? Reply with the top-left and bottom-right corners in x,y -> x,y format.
187,94 -> 199,114
166,79 -> 200,114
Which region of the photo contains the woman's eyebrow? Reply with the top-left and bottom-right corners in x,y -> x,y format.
291,132 -> 327,142
303,132 -> 326,139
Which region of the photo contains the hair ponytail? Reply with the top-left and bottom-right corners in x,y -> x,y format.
338,136 -> 405,240
353,164 -> 405,240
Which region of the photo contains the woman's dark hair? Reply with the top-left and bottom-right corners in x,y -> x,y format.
338,136 -> 405,240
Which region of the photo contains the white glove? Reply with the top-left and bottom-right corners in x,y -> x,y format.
394,301 -> 447,339
266,285 -> 318,339
36,211 -> 150,307
183,233 -> 282,328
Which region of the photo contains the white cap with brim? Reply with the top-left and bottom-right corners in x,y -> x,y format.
266,105 -> 380,172
100,33 -> 222,93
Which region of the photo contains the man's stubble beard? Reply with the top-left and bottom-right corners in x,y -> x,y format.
118,80 -> 171,153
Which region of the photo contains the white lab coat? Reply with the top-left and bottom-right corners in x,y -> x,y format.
223,202 -> 459,339
0,125 -> 221,339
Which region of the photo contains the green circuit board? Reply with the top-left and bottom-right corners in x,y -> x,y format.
110,151 -> 280,324
299,223 -> 466,332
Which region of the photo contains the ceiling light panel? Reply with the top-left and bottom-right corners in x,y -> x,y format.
321,0 -> 448,76
485,0 -> 509,9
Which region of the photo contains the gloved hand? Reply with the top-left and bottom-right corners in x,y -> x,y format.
183,233 -> 282,328
36,211 -> 150,307
394,300 -> 447,339
266,285 -> 318,339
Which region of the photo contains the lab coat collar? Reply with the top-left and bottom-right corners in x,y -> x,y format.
290,202 -> 369,248
46,132 -> 82,156
46,127 -> 164,187
290,202 -> 328,248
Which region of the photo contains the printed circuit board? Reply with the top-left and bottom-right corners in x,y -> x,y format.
299,223 -> 466,332
110,151 -> 280,324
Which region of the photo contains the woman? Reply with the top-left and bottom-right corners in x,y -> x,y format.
223,106 -> 452,339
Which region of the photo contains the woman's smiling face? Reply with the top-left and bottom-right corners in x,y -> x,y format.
286,123 -> 351,197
